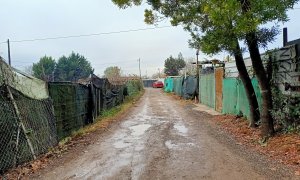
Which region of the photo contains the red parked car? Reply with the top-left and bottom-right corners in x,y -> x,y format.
152,81 -> 164,88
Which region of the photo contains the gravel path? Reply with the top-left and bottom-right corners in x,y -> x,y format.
35,88 -> 296,180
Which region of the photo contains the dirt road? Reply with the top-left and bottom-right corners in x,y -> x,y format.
36,88 -> 293,180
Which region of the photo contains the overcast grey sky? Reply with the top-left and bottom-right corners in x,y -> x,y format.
0,1 -> 299,76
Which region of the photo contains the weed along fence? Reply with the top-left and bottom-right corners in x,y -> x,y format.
269,44 -> 300,128
0,58 -> 143,174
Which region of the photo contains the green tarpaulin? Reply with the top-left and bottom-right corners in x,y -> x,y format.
164,77 -> 174,92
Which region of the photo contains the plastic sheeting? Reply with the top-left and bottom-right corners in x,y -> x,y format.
182,76 -> 197,100
0,58 -> 49,100
222,78 -> 262,119
173,77 -> 184,96
82,75 -> 127,111
164,77 -> 174,92
103,86 -> 124,109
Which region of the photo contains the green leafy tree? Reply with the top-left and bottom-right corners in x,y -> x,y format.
104,66 -> 121,79
32,56 -> 56,81
112,0 -> 298,137
55,52 -> 93,82
237,0 -> 298,137
164,53 -> 185,76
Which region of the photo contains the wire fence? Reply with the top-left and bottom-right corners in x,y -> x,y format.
0,87 -> 57,173
0,56 -> 143,174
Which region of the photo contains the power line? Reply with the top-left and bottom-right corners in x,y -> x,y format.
11,59 -> 138,65
0,26 -> 172,44
12,58 -> 157,66
93,60 -> 137,66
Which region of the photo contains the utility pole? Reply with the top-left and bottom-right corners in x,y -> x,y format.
196,49 -> 199,77
7,39 -> 11,66
138,58 -> 141,79
184,61 -> 187,78
158,68 -> 160,79
196,49 -> 200,103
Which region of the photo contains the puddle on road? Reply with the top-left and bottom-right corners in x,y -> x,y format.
129,124 -> 151,136
174,123 -> 188,135
165,140 -> 196,150
165,140 -> 177,149
113,141 -> 131,149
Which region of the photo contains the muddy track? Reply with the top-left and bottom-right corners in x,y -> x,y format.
33,88 -> 296,180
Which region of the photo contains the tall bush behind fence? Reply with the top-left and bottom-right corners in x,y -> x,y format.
126,80 -> 143,96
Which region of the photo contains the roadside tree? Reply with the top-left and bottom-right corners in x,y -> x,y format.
104,66 -> 122,79
164,54 -> 185,76
32,56 -> 56,81
55,52 -> 93,82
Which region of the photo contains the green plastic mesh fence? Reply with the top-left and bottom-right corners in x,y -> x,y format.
48,82 -> 92,140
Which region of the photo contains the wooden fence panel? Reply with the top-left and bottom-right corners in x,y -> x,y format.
215,68 -> 224,112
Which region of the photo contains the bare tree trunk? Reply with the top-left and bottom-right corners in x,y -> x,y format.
245,32 -> 275,136
233,40 -> 260,127
239,0 -> 275,137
